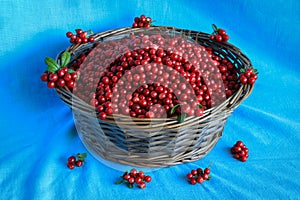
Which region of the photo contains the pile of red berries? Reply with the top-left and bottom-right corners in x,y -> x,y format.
210,24 -> 229,42
66,29 -> 95,44
40,51 -> 78,90
231,141 -> 249,162
239,68 -> 258,85
116,168 -> 152,189
40,67 -> 78,89
186,166 -> 211,185
73,30 -> 242,121
132,14 -> 152,28
67,153 -> 87,170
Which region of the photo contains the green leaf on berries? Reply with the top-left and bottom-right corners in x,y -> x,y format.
170,104 -> 180,115
61,51 -> 71,67
177,113 -> 187,123
77,153 -> 87,161
207,175 -> 212,180
198,104 -> 203,108
212,24 -> 218,33
45,57 -> 60,73
68,69 -> 76,73
252,68 -> 259,74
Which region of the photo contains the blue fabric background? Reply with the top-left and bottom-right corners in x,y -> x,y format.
0,0 -> 299,199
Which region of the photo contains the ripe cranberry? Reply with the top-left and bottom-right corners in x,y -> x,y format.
144,176 -> 151,183
40,73 -> 48,82
204,168 -> 210,174
197,176 -> 204,184
68,156 -> 76,163
66,32 -> 73,38
128,177 -> 135,184
57,79 -> 65,87
75,160 -> 83,167
47,81 -> 55,88
190,178 -> 197,185
67,162 -> 75,170
139,182 -> 146,189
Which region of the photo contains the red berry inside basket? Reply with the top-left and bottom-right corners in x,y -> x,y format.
186,164 -> 212,185
70,30 -> 248,122
231,141 -> 249,162
116,169 -> 152,189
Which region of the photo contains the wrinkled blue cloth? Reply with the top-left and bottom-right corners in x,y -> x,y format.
0,0 -> 299,199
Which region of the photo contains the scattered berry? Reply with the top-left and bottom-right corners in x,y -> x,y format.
116,168 -> 152,189
231,141 -> 249,162
67,153 -> 87,169
186,164 -> 212,185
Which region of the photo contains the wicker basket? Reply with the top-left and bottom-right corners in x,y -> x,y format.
55,26 -> 254,168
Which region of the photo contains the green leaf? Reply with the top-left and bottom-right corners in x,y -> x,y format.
61,51 -> 71,67
68,69 -> 76,73
128,183 -> 133,189
77,153 -> 87,161
115,180 -> 126,185
45,57 -> 60,73
170,104 -> 181,115
198,104 -> 203,108
177,113 -> 187,123
212,24 -> 218,33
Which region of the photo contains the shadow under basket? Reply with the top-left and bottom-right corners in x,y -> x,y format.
55,26 -> 254,168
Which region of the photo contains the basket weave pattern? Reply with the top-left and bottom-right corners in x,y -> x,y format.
56,26 -> 253,168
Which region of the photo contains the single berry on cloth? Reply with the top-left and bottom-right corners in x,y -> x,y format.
186,165 -> 212,185
66,153 -> 87,169
231,141 -> 249,162
116,168 -> 152,189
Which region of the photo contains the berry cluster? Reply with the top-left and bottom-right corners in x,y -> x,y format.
231,141 -> 249,162
186,166 -> 211,185
67,153 -> 87,170
116,168 -> 152,189
132,14 -> 152,28
239,68 -> 258,85
40,67 -> 78,89
210,24 -> 229,42
66,29 -> 95,44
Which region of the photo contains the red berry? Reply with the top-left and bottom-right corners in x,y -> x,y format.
218,29 -> 226,36
67,162 -> 75,170
248,77 -> 256,85
76,29 -> 83,35
75,37 -> 82,44
64,73 -> 72,81
99,112 -> 107,120
135,176 -> 143,184
138,171 -> 145,178
222,34 -> 229,41
49,73 -> 58,82
202,173 -> 209,180
197,176 -> 204,184
88,37 -> 95,42
130,168 -> 138,176
68,156 -> 76,163
187,173 -> 193,179
47,81 -> 55,88
215,35 -> 222,42
57,69 -> 65,77
240,156 -> 247,162
139,182 -> 146,189
66,32 -> 73,38
190,178 -> 197,185
191,169 -> 197,176
57,79 -> 65,87
128,177 -> 135,184
40,73 -> 48,82
124,174 -> 131,180
144,175 -> 151,183
75,160 -> 83,167
240,74 -> 248,84
204,168 -> 210,174
197,168 -> 203,175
